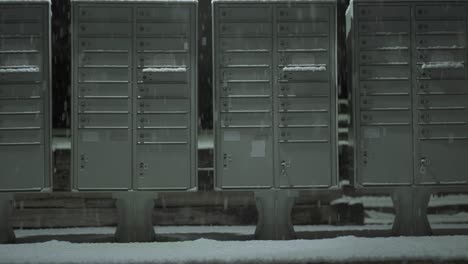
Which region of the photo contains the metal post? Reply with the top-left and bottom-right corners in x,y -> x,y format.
254,190 -> 298,240
113,192 -> 156,242
391,187 -> 432,236
0,193 -> 15,244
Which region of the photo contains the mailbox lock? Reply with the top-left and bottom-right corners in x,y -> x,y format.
139,26 -> 145,31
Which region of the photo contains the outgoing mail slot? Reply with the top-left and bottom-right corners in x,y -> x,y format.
79,68 -> 129,82
79,53 -> 128,67
137,113 -> 188,128
136,7 -> 189,21
0,22 -> 42,36
418,109 -> 467,124
417,94 -> 468,110
222,68 -> 270,81
78,113 -> 130,128
220,23 -> 272,37
0,114 -> 43,129
220,38 -> 271,51
278,37 -> 329,51
79,37 -> 131,52
78,98 -> 129,113
221,53 -> 270,67
137,37 -> 188,52
137,23 -> 189,36
417,67 -> 465,80
0,7 -> 42,21
361,110 -> 411,125
416,35 -> 466,50
415,21 -> 466,34
0,129 -> 43,144
359,50 -> 409,65
79,22 -> 131,36
277,6 -> 329,21
361,95 -> 410,110
279,97 -> 329,112
0,53 -> 40,68
137,98 -> 189,113
357,5 -> 409,20
415,50 -> 466,63
218,6 -> 271,21
360,65 -> 410,80
415,5 -> 465,19
419,124 -> 467,139
0,70 -> 41,83
279,52 -> 329,66
137,128 -> 188,143
359,80 -> 410,95
139,68 -> 188,83
0,99 -> 42,113
221,112 -> 272,127
138,83 -> 189,98
279,112 -> 329,127
278,22 -> 329,36
0,84 -> 42,99
359,21 -> 409,35
279,82 -> 330,97
416,80 -> 468,94
138,53 -> 188,67
279,127 -> 329,142
220,97 -> 271,112
359,36 -> 409,51
280,66 -> 329,82
221,82 -> 271,97
0,37 -> 41,51
79,7 -> 131,21
78,83 -> 129,98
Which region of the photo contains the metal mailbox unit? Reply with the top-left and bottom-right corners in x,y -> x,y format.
71,0 -> 197,242
348,0 -> 468,235
71,0 -> 198,191
213,0 -> 338,239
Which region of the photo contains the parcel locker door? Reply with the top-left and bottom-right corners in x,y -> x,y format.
0,145 -> 44,190
220,128 -> 273,188
77,129 -> 131,189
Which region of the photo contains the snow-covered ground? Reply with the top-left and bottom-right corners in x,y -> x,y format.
1,236 -> 468,264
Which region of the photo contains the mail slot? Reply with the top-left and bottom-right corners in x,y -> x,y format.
278,37 -> 329,51
415,5 -> 465,19
0,7 -> 43,21
279,97 -> 329,112
78,113 -> 130,128
417,80 -> 468,94
222,68 -> 270,81
79,53 -> 128,67
361,110 -> 411,125
137,37 -> 189,52
0,84 -> 42,99
0,114 -> 43,129
78,98 -> 129,113
418,109 -> 467,124
357,5 -> 409,20
137,128 -> 188,143
279,112 -> 329,127
0,99 -> 42,113
221,52 -> 271,67
277,6 -> 329,21
415,21 -> 466,34
359,80 -> 410,95
359,21 -> 410,35
0,53 -> 41,68
279,66 -> 329,81
221,112 -> 272,127
279,51 -> 329,66
415,35 -> 466,49
415,50 -> 466,63
279,127 -> 329,141
360,95 -> 410,110
137,113 -> 188,128
0,129 -> 43,144
360,65 -> 410,80
0,37 -> 41,52
220,97 -> 271,112
79,37 -> 131,51
137,98 -> 189,113
78,83 -> 129,98
278,22 -> 329,35
0,69 -> 42,83
138,53 -> 188,67
0,22 -> 42,36
79,22 -> 131,36
220,37 -> 271,51
137,83 -> 189,98
137,23 -> 189,36
419,124 -> 468,139
138,68 -> 188,83
417,67 -> 466,80
418,94 -> 468,109
218,6 -> 271,21
220,23 -> 272,36
79,68 -> 129,82
359,36 -> 409,50
79,7 -> 131,21
136,7 -> 190,21
279,82 -> 330,97
221,82 -> 271,97
360,50 -> 409,65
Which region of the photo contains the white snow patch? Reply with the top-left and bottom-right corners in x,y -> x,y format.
72,0 -> 196,2
0,0 -> 50,3
422,61 -> 464,70
379,46 -> 407,50
0,67 -> 39,73
283,65 -> 326,72
143,67 -> 187,73
2,236 -> 468,263
429,194 -> 468,207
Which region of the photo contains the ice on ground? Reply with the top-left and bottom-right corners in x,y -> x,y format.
283,65 -> 326,72
422,61 -> 464,70
0,67 -> 39,73
143,67 -> 187,73
1,236 -> 468,263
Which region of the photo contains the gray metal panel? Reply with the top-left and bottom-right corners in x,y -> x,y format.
0,2 -> 51,191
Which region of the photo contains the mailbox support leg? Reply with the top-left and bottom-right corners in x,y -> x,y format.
391,187 -> 432,236
113,192 -> 156,242
254,190 -> 298,240
0,193 -> 15,244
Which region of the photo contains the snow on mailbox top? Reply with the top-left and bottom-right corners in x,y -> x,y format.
213,0 -> 335,3
71,0 -> 197,2
352,0 -> 468,2
0,0 -> 50,3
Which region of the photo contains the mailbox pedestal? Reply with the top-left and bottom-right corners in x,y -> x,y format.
392,187 -> 432,236
0,194 -> 15,244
